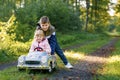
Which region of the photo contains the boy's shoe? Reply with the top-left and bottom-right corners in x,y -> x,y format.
65,63 -> 73,69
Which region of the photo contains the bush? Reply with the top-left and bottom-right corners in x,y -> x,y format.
0,30 -> 31,62
0,0 -> 15,21
15,0 -> 82,42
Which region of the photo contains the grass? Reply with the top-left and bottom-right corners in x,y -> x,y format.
63,37 -> 112,66
96,38 -> 120,80
0,33 -> 118,80
105,31 -> 120,37
57,32 -> 107,48
71,37 -> 112,55
0,67 -> 53,80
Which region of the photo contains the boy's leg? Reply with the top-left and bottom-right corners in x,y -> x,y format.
55,42 -> 68,65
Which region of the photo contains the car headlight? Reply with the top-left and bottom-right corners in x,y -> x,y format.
41,56 -> 47,63
18,55 -> 25,63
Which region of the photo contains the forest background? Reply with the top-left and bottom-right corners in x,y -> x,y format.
0,0 -> 120,62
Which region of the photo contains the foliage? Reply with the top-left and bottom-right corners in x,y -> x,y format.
0,32 -> 29,62
14,23 -> 35,42
0,21 -> 31,62
14,0 -> 82,42
0,0 -> 15,21
95,22 -> 108,33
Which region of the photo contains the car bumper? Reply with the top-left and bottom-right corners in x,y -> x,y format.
17,64 -> 50,69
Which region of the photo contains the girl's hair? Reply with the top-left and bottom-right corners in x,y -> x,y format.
34,30 -> 44,38
39,16 -> 50,24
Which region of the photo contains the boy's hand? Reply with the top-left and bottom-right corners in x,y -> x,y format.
48,53 -> 51,56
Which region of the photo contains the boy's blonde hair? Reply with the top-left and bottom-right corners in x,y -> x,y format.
34,30 -> 44,38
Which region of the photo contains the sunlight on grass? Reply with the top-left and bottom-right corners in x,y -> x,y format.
97,61 -> 120,80
105,31 -> 120,37
95,56 -> 120,80
107,55 -> 120,63
103,56 -> 120,75
64,51 -> 85,60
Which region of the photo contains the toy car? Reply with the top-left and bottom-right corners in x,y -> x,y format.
17,51 -> 57,72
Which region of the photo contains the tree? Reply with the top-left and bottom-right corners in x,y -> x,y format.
85,0 -> 90,32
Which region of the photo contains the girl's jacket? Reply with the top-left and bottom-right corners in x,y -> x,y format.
36,25 -> 57,55
29,38 -> 51,54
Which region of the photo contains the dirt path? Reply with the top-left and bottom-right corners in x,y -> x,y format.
48,37 -> 119,80
0,61 -> 17,71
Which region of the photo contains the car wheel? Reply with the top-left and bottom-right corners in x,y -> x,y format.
18,68 -> 24,71
53,62 -> 57,70
48,62 -> 53,73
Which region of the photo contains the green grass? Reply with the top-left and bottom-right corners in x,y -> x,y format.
0,67 -> 54,80
57,32 -> 107,48
0,33 -> 116,80
105,31 -> 120,37
71,37 -> 112,55
97,62 -> 120,80
96,38 -> 120,80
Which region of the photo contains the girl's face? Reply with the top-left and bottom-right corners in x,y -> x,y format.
40,23 -> 50,31
35,36 -> 44,42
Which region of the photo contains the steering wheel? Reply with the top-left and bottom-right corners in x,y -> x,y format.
34,47 -> 43,51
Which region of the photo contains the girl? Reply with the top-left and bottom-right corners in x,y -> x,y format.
29,29 -> 51,54
36,16 -> 73,69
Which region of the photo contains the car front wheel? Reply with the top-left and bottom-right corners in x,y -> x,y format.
48,62 -> 53,73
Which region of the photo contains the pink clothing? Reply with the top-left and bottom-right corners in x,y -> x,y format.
29,38 -> 51,54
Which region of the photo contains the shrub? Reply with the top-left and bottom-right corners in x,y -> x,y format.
15,0 -> 82,42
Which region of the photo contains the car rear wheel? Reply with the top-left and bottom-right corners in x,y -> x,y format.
53,61 -> 57,70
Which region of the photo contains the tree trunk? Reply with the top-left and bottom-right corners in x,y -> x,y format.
85,0 -> 90,32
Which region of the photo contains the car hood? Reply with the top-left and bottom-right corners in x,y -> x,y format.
25,51 -> 48,61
